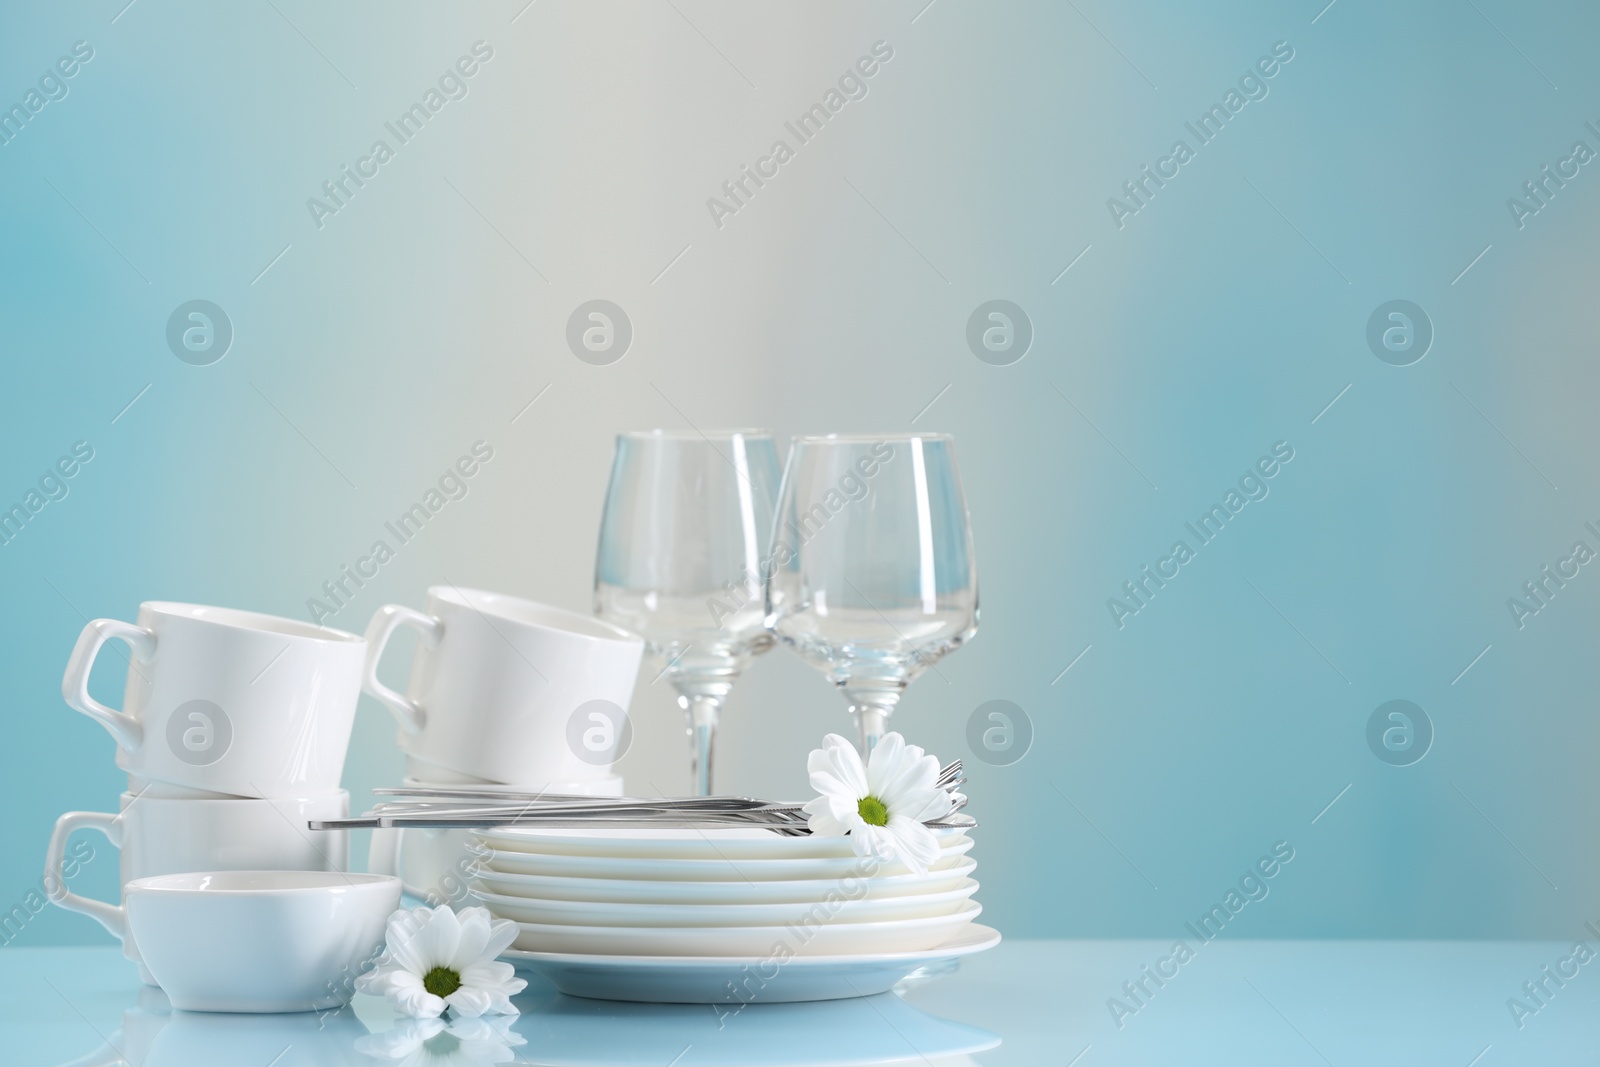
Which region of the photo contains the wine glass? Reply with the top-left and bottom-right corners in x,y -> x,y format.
595,430 -> 781,795
765,434 -> 978,753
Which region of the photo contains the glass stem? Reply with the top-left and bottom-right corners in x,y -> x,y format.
857,705 -> 888,754
670,669 -> 739,796
844,682 -> 904,756
687,694 -> 719,797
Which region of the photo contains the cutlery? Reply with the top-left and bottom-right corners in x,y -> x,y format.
310,810 -> 978,833
369,760 -> 966,808
315,759 -> 975,835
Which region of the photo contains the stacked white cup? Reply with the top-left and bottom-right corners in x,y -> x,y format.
360,586 -> 645,903
47,603 -> 366,984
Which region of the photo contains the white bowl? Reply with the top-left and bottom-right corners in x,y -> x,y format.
510,900 -> 982,956
125,871 -> 401,1013
471,857 -> 979,905
476,837 -> 976,882
470,879 -> 979,927
476,824 -> 966,860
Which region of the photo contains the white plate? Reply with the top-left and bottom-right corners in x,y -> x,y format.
476,824 -> 967,860
471,879 -> 979,927
471,856 -> 978,904
477,837 -> 975,881
510,901 -> 980,956
504,923 -> 1001,1003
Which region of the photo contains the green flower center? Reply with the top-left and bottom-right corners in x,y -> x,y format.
423,966 -> 462,999
857,795 -> 889,827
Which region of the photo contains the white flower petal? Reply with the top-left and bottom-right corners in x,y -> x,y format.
394,983 -> 447,1020
421,906 -> 465,970
800,793 -> 864,831
449,907 -> 494,969
881,755 -> 941,810
356,964 -> 419,998
892,785 -> 953,824
382,908 -> 435,974
480,916 -> 521,962
852,822 -> 899,863
864,732 -> 909,794
460,959 -> 523,992
886,814 -> 941,874
444,985 -> 495,1017
808,734 -> 869,798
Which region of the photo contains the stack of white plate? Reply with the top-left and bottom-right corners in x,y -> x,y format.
468,825 -> 998,1003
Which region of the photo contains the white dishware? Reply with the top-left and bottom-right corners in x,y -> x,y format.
767,435 -> 979,752
62,602 -> 366,797
362,587 -> 644,785
594,430 -> 782,794
126,774 -> 242,799
369,777 -> 623,901
45,791 -> 349,983
124,870 -> 401,1012
405,753 -> 498,784
509,901 -> 981,955
476,837 -> 975,881
471,856 -> 978,905
505,923 -> 1001,1002
475,824 -> 967,861
471,880 -> 979,927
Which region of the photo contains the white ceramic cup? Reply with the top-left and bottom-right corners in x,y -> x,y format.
62,602 -> 367,798
405,753 -> 499,785
126,774 -> 243,800
125,871 -> 401,1013
45,791 -> 348,982
363,587 -> 644,784
369,776 -> 624,902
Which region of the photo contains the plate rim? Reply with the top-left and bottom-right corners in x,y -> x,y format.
475,836 -> 976,875
500,922 -> 1002,968
507,899 -> 982,938
470,854 -> 978,890
472,826 -> 971,859
469,877 -> 980,914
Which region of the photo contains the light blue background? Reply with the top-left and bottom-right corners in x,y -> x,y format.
2,0 -> 1596,946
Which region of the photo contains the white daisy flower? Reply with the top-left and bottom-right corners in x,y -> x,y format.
355,905 -> 526,1019
802,732 -> 953,874
354,1015 -> 526,1066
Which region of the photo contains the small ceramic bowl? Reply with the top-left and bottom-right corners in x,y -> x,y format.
125,871 -> 401,1013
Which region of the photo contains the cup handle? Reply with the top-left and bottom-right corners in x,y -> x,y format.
362,605 -> 443,735
62,619 -> 156,752
45,810 -> 126,941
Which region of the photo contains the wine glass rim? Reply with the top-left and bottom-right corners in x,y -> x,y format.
617,428 -> 772,440
790,432 -> 955,444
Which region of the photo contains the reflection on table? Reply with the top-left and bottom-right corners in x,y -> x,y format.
53,970 -> 998,1067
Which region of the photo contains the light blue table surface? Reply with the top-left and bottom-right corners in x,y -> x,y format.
11,940 -> 1598,1066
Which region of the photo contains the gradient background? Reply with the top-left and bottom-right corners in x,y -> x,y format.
3,0 -> 1596,949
